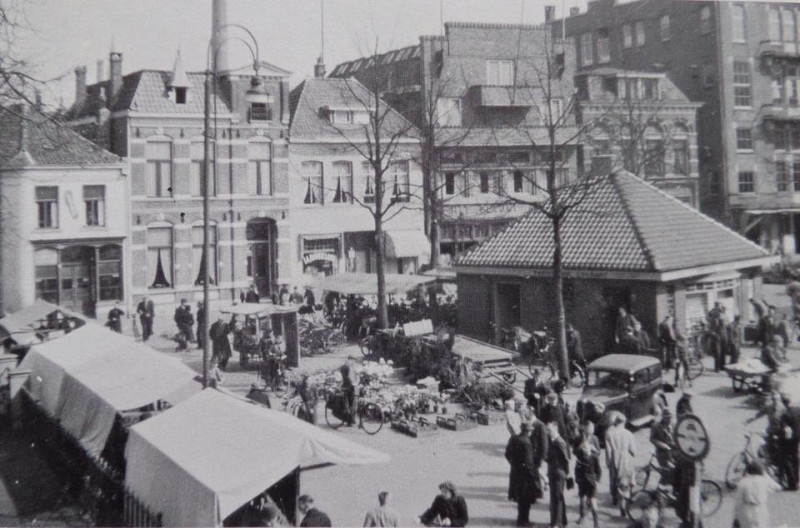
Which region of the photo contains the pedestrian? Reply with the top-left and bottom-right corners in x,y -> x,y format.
615,306 -> 635,345
674,338 -> 691,387
546,419 -> 570,528
245,284 -> 260,304
566,323 -> 585,371
136,296 -> 155,341
758,307 -> 778,349
505,420 -> 539,527
779,394 -> 799,491
106,302 -> 124,333
290,286 -> 304,304
298,495 -> 331,527
196,301 -> 205,350
619,327 -> 642,355
304,286 -> 316,310
209,315 -> 232,369
340,363 -> 357,427
523,369 -> 548,416
174,298 -> 195,351
658,314 -> 677,370
728,315 -> 742,365
363,490 -> 399,527
604,412 -> 636,517
676,389 -> 694,417
574,426 -> 602,528
530,409 -> 548,491
279,284 -> 290,305
733,460 -> 783,528
505,399 -> 521,437
650,409 -> 675,489
540,392 -> 567,440
417,481 -> 468,527
633,320 -> 652,352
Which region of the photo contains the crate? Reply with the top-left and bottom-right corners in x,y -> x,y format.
475,410 -> 504,426
390,416 -> 439,438
436,413 -> 478,432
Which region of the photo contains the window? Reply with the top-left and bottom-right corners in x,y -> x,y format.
731,4 -> 746,43
331,161 -> 352,203
580,34 -> 593,66
445,172 -> 456,195
247,142 -> 272,196
83,185 -> 105,226
622,24 -> 633,49
189,141 -> 208,197
700,7 -> 712,34
660,15 -> 671,42
479,172 -> 490,193
330,110 -> 353,124
145,141 -> 172,197
475,151 -> 499,164
34,249 -> 59,303
494,171 -> 504,194
733,61 -> 751,107
547,99 -> 563,122
702,64 -> 715,89
736,128 -> 753,150
249,102 -> 271,122
192,225 -> 217,286
36,186 -> 58,228
98,245 -> 122,301
597,29 -> 610,63
486,60 -> 514,85
302,161 -> 323,205
777,161 -> 789,192
441,151 -> 463,165
770,8 -> 782,43
362,161 -> 375,203
784,8 -> 797,52
513,170 -> 524,193
645,139 -> 665,176
794,162 -> 800,192
673,139 -> 689,175
390,161 -> 410,202
635,21 -> 645,46
175,87 -> 187,105
642,78 -> 659,100
738,171 -> 754,193
774,73 -> 786,104
593,137 -> 611,157
508,151 -> 530,164
147,226 -> 173,289
436,98 -> 461,127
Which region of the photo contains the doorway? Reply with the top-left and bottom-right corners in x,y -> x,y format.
246,219 -> 275,297
494,282 -> 521,339
59,246 -> 96,316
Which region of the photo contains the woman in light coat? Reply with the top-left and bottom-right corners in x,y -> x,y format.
734,460 -> 782,528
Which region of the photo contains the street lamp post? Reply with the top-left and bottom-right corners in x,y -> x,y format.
202,25 -> 265,388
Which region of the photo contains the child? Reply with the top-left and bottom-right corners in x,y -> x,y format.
574,426 -> 602,528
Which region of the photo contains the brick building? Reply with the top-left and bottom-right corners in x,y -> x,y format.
557,0 -> 800,255
66,50 -> 293,311
0,107 -> 128,316
331,21 -> 581,261
455,171 -> 775,359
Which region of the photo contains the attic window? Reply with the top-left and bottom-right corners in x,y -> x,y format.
175,87 -> 187,104
249,103 -> 271,121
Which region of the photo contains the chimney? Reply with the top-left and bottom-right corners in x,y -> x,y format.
591,155 -> 613,176
570,7 -> 580,17
314,56 -> 326,78
96,59 -> 104,83
75,65 -> 87,106
211,0 -> 229,72
545,5 -> 555,23
108,51 -> 123,107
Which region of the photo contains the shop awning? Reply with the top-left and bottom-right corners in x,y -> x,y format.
300,272 -> 436,295
19,323 -> 201,456
125,389 -> 389,527
384,230 -> 431,260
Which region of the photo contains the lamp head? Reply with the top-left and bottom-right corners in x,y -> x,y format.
245,75 -> 270,105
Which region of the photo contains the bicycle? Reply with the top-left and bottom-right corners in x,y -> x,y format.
257,351 -> 288,392
324,389 -> 384,435
725,431 -> 788,490
521,327 -> 582,388
627,457 -> 722,524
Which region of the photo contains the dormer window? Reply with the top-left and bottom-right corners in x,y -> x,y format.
175,87 -> 187,105
331,110 -> 353,124
642,78 -> 659,100
486,60 -> 514,86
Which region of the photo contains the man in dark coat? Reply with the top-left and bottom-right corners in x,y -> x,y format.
541,392 -> 567,440
658,315 -> 677,369
779,395 -> 799,491
505,421 -> 538,526
106,302 -> 124,333
209,316 -> 232,369
196,302 -> 206,350
418,481 -> 468,527
244,284 -> 260,304
547,420 -> 571,528
136,297 -> 154,341
174,299 -> 195,350
566,323 -> 585,370
298,495 -> 331,527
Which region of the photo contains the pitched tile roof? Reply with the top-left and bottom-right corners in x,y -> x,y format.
457,171 -> 769,273
289,77 -> 418,141
0,106 -> 121,167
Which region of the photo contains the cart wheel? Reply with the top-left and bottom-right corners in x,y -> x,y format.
360,403 -> 384,435
501,371 -> 517,384
325,402 -> 345,429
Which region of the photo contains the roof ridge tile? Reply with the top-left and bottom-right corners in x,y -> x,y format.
613,172 -> 659,270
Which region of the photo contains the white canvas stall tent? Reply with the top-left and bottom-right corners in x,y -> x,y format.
125,389 -> 390,527
18,323 -> 201,456
300,272 -> 435,296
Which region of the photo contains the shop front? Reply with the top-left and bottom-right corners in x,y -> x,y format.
300,235 -> 341,278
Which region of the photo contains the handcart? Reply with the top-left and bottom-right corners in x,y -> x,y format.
451,335 -> 520,384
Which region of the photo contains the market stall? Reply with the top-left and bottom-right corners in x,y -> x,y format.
301,272 -> 436,296
221,303 -> 300,368
0,299 -> 85,357
124,388 -> 390,527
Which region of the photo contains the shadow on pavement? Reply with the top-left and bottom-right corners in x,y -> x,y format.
457,485 -> 509,502
460,441 -> 505,457
700,386 -> 736,399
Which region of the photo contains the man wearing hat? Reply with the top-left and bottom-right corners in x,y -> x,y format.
174,298 -> 195,351
541,391 -> 567,440
505,419 -> 539,526
650,408 -> 676,488
676,390 -> 694,417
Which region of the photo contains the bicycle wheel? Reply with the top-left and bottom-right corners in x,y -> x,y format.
568,364 -> 585,389
725,453 -> 747,489
325,401 -> 345,429
699,480 -> 722,517
501,370 -> 517,384
627,490 -> 657,524
360,402 -> 384,435
687,356 -> 705,381
327,330 -> 347,349
634,467 -> 650,490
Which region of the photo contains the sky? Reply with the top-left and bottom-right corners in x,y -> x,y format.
13,0 -> 590,107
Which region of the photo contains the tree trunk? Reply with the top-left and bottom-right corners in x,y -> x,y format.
374,222 -> 389,329
552,213 -> 569,381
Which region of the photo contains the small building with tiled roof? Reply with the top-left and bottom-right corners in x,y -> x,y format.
0,106 -> 129,315
455,171 -> 777,359
65,49 -> 296,310
287,75 -> 428,277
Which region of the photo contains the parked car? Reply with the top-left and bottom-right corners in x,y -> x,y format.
576,354 -> 663,443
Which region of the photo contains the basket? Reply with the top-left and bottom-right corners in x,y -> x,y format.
436,413 -> 478,432
390,416 -> 439,438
